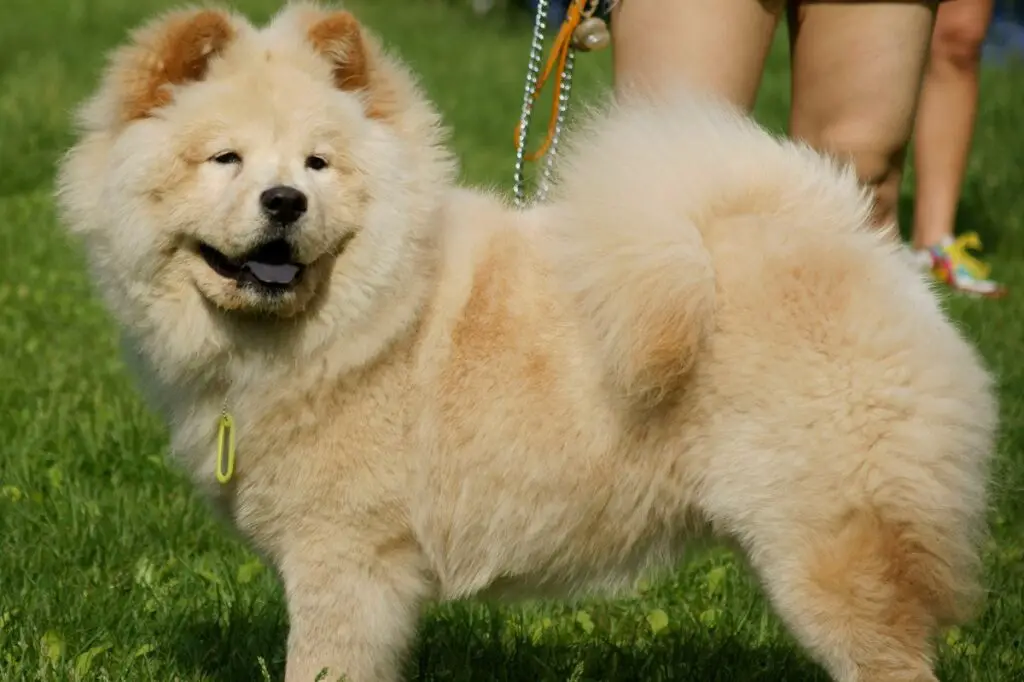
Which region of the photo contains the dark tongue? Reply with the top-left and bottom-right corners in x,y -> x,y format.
243,261 -> 300,285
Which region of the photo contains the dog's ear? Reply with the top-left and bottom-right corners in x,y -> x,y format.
306,11 -> 371,93
304,10 -> 396,119
105,9 -> 237,123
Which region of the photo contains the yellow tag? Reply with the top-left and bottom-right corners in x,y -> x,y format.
215,412 -> 236,484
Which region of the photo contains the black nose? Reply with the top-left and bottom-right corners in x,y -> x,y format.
260,185 -> 307,225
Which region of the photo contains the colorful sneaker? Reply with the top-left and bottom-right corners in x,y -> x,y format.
920,232 -> 1007,299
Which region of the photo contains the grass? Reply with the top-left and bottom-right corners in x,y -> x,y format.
1,0 -> 1023,679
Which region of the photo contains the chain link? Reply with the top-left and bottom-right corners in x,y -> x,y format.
513,0 -> 550,208
536,48 -> 574,201
512,0 -> 602,207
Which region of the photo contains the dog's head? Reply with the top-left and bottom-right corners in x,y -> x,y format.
58,3 -> 453,373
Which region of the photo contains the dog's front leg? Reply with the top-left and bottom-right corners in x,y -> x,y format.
281,536 -> 430,682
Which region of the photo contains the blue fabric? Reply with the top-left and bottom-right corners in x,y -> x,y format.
521,0 -> 568,27
986,0 -> 1024,63
993,0 -> 1024,23
522,0 -> 612,30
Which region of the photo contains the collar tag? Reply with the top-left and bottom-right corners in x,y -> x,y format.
215,412 -> 236,485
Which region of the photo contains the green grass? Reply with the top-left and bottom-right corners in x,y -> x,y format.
1,0 -> 1023,679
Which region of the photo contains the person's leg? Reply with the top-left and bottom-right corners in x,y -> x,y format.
905,0 -> 999,292
786,1 -> 938,236
611,0 -> 783,111
908,0 -> 1004,297
913,0 -> 994,248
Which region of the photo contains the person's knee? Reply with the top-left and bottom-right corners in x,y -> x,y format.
799,121 -> 905,227
931,11 -> 989,70
803,121 -> 905,190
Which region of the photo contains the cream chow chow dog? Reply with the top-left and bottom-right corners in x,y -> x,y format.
56,3 -> 997,681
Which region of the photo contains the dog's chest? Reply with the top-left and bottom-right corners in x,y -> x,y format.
179,363 -> 416,543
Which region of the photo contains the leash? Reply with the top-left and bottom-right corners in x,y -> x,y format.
512,0 -> 610,207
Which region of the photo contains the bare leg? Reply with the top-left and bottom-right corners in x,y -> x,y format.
611,0 -> 783,110
911,0 -> 995,249
787,1 -> 938,234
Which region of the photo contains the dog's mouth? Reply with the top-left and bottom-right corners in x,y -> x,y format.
199,239 -> 304,292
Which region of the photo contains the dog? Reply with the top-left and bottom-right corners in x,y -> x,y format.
56,3 -> 998,680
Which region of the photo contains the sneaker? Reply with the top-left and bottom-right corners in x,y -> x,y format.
916,232 -> 1007,299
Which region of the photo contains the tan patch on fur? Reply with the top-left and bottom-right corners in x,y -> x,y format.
120,10 -> 235,121
631,305 -> 705,405
451,250 -> 510,356
805,510 -> 941,675
448,237 -> 555,392
375,529 -> 418,561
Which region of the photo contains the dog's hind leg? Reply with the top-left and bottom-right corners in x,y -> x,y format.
704,461 -> 987,682
744,509 -> 960,682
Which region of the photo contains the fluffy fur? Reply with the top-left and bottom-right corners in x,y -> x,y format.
56,3 -> 998,681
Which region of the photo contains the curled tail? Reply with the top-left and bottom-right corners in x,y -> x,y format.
539,167 -> 715,406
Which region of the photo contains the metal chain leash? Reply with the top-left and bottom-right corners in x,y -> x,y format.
513,0 -> 550,208
536,48 -> 574,201
513,0 -> 608,208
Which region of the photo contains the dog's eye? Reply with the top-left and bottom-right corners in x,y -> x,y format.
305,155 -> 329,171
211,151 -> 242,165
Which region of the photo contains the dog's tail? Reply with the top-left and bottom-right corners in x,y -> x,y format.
537,96 -> 737,407
536,88 -> 880,407
538,198 -> 714,406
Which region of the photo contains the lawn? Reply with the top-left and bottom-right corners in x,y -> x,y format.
1,0 -> 1022,680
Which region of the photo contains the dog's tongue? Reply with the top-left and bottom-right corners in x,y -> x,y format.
243,261 -> 300,285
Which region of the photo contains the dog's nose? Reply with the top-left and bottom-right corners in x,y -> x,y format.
260,185 -> 307,225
